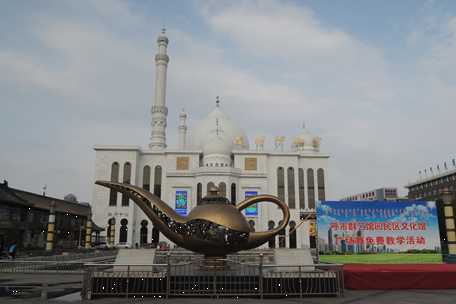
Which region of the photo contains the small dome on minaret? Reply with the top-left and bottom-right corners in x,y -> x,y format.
291,123 -> 321,153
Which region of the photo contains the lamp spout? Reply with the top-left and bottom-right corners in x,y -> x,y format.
95,181 -> 186,247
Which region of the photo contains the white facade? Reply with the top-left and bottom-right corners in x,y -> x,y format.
91,29 -> 330,251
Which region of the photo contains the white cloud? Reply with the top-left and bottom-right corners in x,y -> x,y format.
200,0 -> 394,101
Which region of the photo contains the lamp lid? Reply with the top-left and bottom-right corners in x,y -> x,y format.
198,187 -> 232,205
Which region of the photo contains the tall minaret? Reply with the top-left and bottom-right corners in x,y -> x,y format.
178,108 -> 187,149
149,27 -> 169,150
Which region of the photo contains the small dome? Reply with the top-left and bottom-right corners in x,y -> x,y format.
185,102 -> 249,149
64,193 -> 78,203
291,126 -> 320,152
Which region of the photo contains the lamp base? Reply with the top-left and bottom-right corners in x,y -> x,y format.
446,254 -> 456,264
43,250 -> 53,256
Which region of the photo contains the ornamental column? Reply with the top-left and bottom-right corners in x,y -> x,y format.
109,217 -> 116,251
443,188 -> 456,263
178,108 -> 187,149
44,201 -> 57,256
149,27 -> 169,150
83,210 -> 92,253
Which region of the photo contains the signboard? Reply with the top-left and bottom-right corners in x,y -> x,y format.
317,201 -> 442,264
245,191 -> 258,216
175,191 -> 187,215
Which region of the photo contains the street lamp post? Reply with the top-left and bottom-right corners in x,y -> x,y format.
84,210 -> 92,253
78,226 -> 85,249
44,201 -> 57,256
443,188 -> 456,263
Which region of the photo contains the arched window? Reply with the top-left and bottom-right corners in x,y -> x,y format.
107,219 -> 113,244
231,183 -> 236,206
288,167 -> 295,209
317,168 -> 326,201
207,182 -> 215,194
278,220 -> 286,248
289,221 -> 297,248
122,162 -> 131,206
151,227 -> 159,244
154,166 -> 162,198
119,219 -> 128,242
109,162 -> 119,206
248,220 -> 256,232
277,167 -> 285,203
140,220 -> 148,244
268,221 -> 275,248
309,221 -> 316,249
143,166 -> 151,191
307,169 -> 315,209
197,183 -> 202,205
298,168 -> 305,209
219,182 -> 226,197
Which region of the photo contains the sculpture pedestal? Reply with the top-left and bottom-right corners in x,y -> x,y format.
113,249 -> 156,272
200,259 -> 230,270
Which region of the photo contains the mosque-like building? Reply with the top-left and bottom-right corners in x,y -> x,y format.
91,28 -> 330,251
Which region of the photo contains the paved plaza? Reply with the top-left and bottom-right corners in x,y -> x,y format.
1,272 -> 456,304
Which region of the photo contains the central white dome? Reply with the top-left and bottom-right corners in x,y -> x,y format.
185,105 -> 249,149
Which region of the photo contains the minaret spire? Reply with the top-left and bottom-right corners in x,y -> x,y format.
178,108 -> 187,149
150,27 -> 170,150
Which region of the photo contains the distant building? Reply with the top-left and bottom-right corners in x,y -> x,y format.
404,168 -> 456,201
0,181 -> 104,248
340,187 -> 404,201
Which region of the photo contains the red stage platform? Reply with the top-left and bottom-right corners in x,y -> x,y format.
343,263 -> 456,290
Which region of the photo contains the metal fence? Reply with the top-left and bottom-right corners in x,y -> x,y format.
0,260 -> 110,274
12,250 -> 117,262
82,255 -> 344,300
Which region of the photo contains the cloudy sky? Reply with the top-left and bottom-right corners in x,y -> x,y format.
1,0 -> 456,203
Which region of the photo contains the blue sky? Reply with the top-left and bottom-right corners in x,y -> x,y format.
1,0 -> 456,203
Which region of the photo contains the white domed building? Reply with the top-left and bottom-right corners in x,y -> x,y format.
91,29 -> 330,253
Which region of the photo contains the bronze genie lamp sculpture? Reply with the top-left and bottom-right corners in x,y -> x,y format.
96,181 -> 290,259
